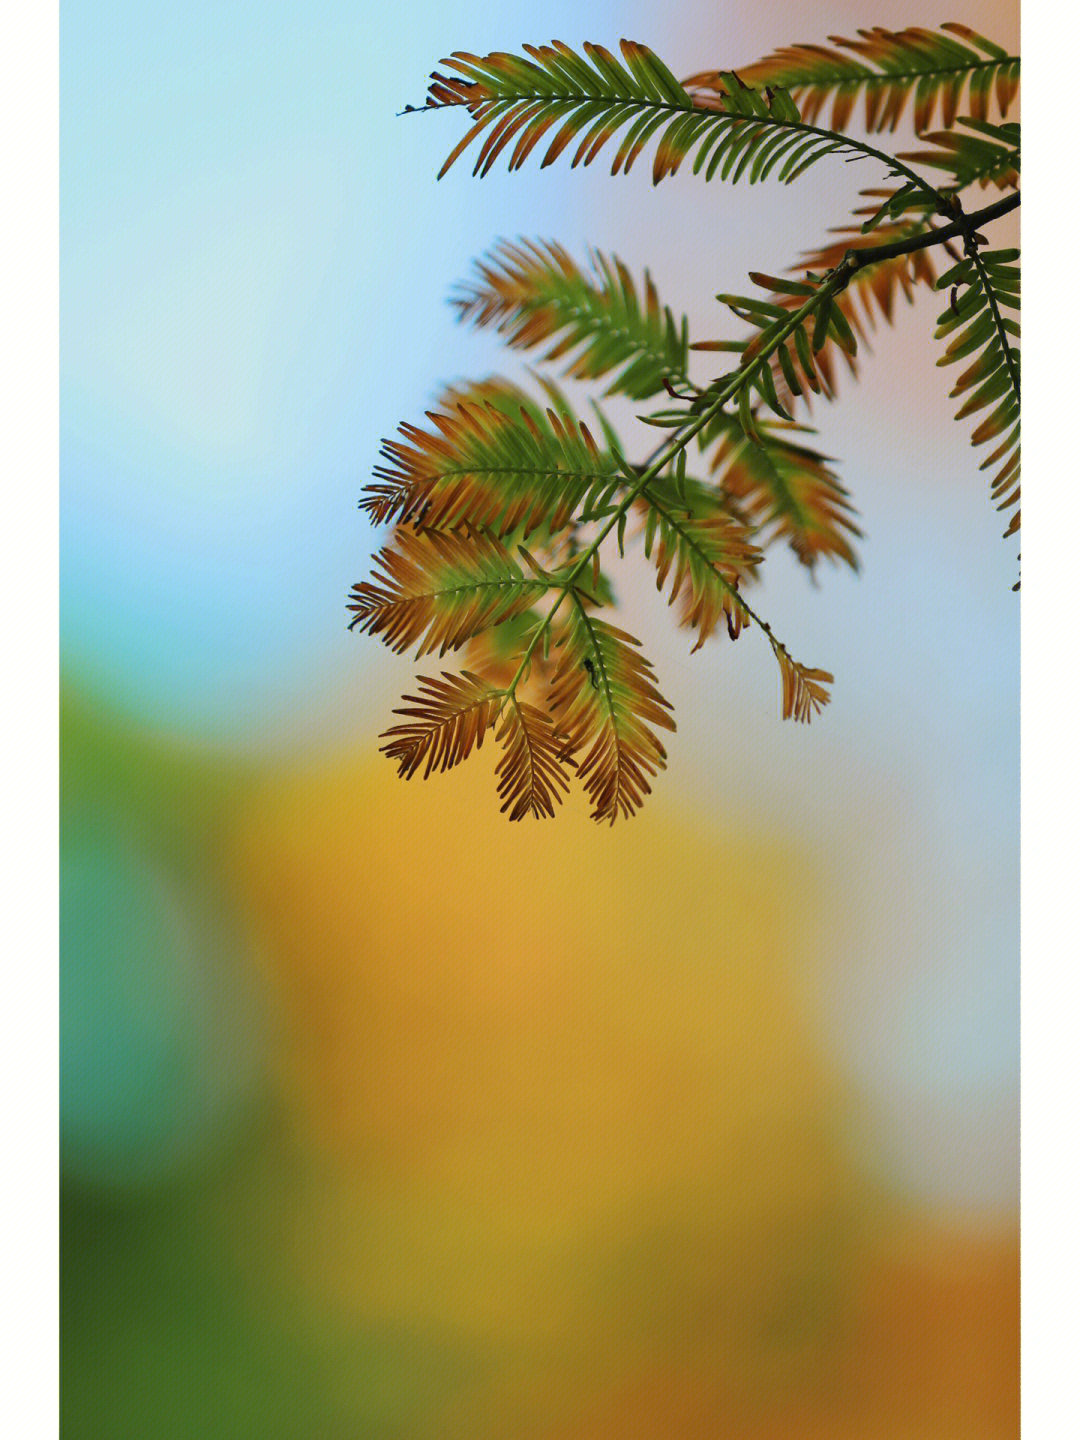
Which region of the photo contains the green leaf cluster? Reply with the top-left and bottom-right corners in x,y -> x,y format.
347,27 -> 1020,820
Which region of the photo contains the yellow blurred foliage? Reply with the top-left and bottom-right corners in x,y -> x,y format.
227,749 -> 1016,1438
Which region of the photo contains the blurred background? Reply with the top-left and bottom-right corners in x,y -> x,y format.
61,2 -> 1019,1436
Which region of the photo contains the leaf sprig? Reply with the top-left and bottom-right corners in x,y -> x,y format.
361,390 -> 622,539
380,671 -> 502,780
684,23 -> 1019,133
494,694 -> 575,819
347,526 -> 550,657
706,420 -> 861,572
452,238 -> 692,399
934,244 -> 1020,575
900,119 -> 1020,192
548,601 -> 676,824
419,39 -> 938,194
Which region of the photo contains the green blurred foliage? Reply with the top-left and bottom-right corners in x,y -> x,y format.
61,684 -> 267,1189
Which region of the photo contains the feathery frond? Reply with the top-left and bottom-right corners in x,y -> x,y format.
494,695 -> 575,819
451,238 -> 691,399
899,119 -> 1020,191
852,183 -> 940,235
709,419 -> 861,570
548,600 -> 675,823
789,219 -> 938,385
421,40 -> 893,188
637,384 -> 862,571
685,23 -> 1019,134
361,390 -> 624,538
347,527 -> 550,656
712,270 -> 864,421
379,671 -> 501,779
699,217 -> 939,412
773,646 -> 833,723
635,475 -> 762,649
434,374 -> 580,429
934,247 -> 1020,569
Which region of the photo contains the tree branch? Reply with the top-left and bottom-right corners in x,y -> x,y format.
844,192 -> 1020,273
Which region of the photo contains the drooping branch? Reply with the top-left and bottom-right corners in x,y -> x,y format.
353,24 -> 1022,821
408,40 -> 949,206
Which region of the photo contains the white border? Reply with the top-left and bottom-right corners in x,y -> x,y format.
25,0 -> 1071,1433
1022,2 -> 1080,1435
2,1 -> 59,1433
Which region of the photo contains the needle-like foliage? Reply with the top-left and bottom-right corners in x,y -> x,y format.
452,239 -> 691,399
635,474 -> 763,648
548,601 -> 676,824
361,389 -> 623,538
708,421 -> 861,572
684,23 -> 1019,133
422,40 -> 901,187
704,221 -> 939,412
347,26 -> 1020,821
380,671 -> 502,780
900,119 -> 1020,191
493,695 -> 576,820
774,649 -> 834,724
347,526 -> 550,657
933,246 -> 1020,577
